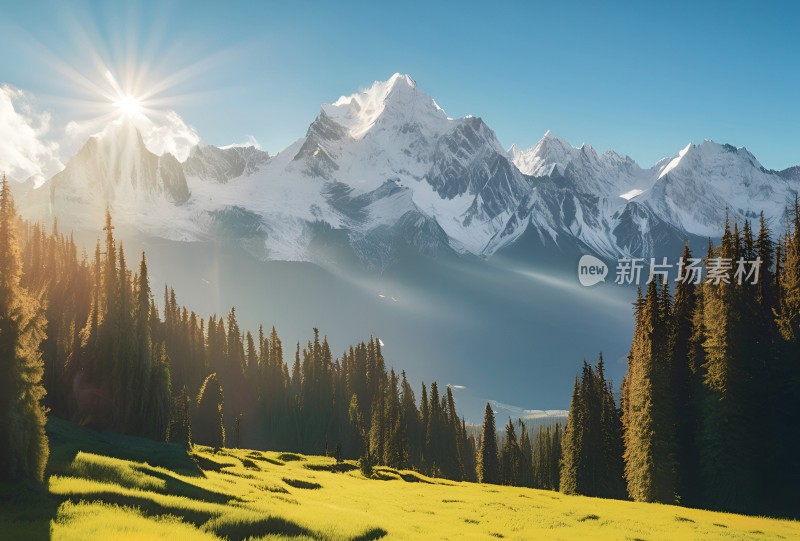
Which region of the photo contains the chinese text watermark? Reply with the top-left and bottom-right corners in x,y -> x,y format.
578,256 -> 762,287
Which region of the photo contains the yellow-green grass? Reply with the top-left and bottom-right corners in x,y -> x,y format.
1,418 -> 798,540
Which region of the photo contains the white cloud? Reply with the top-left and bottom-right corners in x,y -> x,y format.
140,110 -> 200,162
0,85 -> 63,185
65,109 -> 200,163
64,119 -> 90,140
488,399 -> 569,420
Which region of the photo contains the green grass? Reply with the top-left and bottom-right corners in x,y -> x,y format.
1,417 -> 798,540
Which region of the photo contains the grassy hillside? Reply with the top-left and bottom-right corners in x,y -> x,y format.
1,418 -> 797,540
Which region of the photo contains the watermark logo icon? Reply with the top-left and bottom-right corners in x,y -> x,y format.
578,255 -> 608,287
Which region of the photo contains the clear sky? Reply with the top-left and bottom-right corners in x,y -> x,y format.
1,0 -> 798,170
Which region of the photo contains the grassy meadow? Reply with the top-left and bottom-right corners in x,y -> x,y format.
0,418 -> 797,540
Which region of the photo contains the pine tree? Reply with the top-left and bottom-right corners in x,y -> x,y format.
699,217 -> 759,512
500,417 -> 522,486
559,357 -> 622,498
444,385 -> 464,480
290,343 -> 301,405
130,252 -> 153,435
399,372 -> 421,469
596,354 -> 626,499
419,383 -> 429,469
348,393 -> 366,454
622,279 -> 677,503
476,402 -> 499,484
368,379 -> 386,465
100,209 -> 118,394
669,242 -> 701,504
517,420 -> 534,488
580,361 -> 601,494
194,373 -> 225,447
560,377 -> 583,495
1,200 -> 487,482
776,196 -> 800,350
773,199 -> 800,513
460,417 -> 477,483
532,425 -> 548,489
144,343 -> 172,441
384,369 -> 404,468
115,244 -> 135,430
245,330 -> 257,375
426,382 -> 444,476
550,424 -> 562,490
168,385 -> 192,448
0,175 -> 49,482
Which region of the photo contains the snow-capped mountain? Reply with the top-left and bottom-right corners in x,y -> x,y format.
20,73 -> 800,268
502,134 -> 798,260
644,142 -> 797,237
43,121 -> 190,233
278,73 -> 533,262
183,144 -> 270,183
510,131 -> 576,178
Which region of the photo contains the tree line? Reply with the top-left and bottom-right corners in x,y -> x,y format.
1,174 -> 566,488
559,206 -> 800,518
476,403 -> 563,490
11,170 -> 793,519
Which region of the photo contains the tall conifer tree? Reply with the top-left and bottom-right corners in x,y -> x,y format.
476,402 -> 499,484
0,175 -> 49,482
622,279 -> 677,503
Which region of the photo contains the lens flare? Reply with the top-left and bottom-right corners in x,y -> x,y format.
104,70 -> 144,119
8,5 -> 231,160
113,94 -> 142,117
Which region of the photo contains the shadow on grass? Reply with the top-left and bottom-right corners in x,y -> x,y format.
304,462 -> 359,473
247,452 -> 285,466
191,454 -> 228,472
4,417 -> 215,541
258,456 -> 285,466
47,417 -> 203,477
220,469 -> 260,480
259,483 -> 289,494
133,465 -> 232,503
282,477 -> 322,490
239,458 -> 260,470
351,527 -> 388,540
0,480 -> 60,541
399,472 -> 433,484
205,516 -> 315,541
277,453 -> 305,462
59,490 -> 215,527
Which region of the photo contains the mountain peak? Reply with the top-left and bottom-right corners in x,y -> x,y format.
94,118 -> 148,150
541,129 -> 568,144
510,131 -> 575,176
321,73 -> 446,140
184,144 -> 270,183
657,140 -> 764,180
387,72 -> 416,90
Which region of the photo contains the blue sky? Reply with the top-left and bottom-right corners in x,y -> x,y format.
1,0 -> 798,169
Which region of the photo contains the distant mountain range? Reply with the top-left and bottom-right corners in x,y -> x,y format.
17,73 -> 800,269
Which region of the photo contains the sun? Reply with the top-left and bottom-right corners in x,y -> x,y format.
103,71 -> 146,119
113,93 -> 142,117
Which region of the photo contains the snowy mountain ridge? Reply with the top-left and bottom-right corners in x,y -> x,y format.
19,73 -> 800,268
